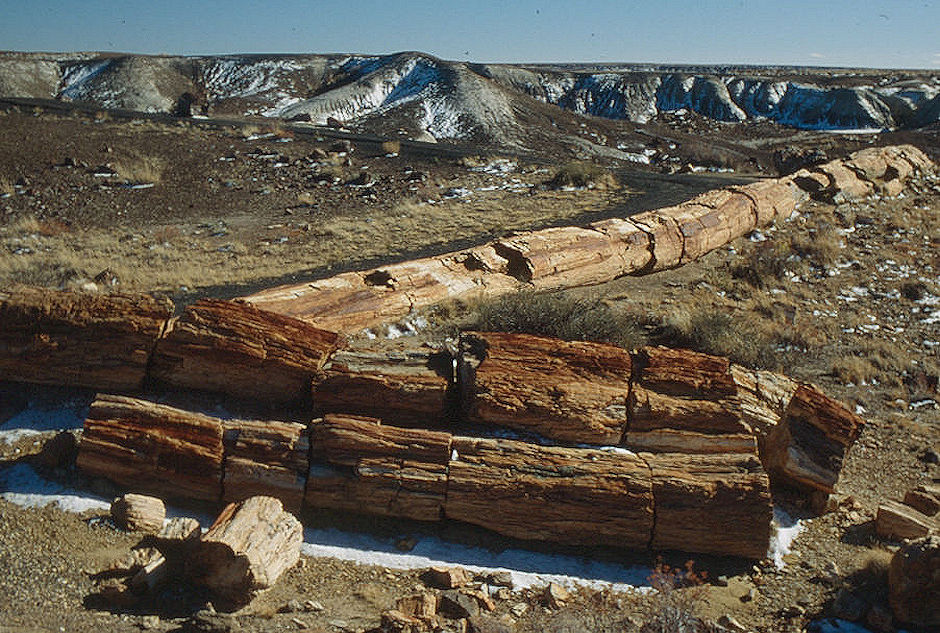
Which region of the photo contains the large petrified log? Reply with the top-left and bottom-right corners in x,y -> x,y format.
238,145 -> 932,335
644,452 -> 773,559
460,331 -> 632,445
312,344 -> 454,425
150,299 -> 342,403
444,436 -> 654,549
222,419 -> 309,512
76,394 -> 224,502
633,346 -> 737,399
305,414 -> 451,521
190,496 -> 303,607
0,286 -> 172,391
761,384 -> 865,494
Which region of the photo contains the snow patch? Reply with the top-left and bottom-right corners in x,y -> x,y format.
769,506 -> 804,568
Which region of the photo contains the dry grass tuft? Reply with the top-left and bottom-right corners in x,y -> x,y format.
457,289 -> 647,349
112,153 -> 164,184
547,161 -> 619,190
659,303 -> 775,368
381,140 -> 401,155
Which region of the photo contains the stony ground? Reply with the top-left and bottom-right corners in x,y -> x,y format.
0,104 -> 938,633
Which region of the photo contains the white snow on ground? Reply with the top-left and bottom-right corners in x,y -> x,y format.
769,506 -> 804,568
807,618 -> 906,633
0,462 -> 109,514
0,399 -> 87,444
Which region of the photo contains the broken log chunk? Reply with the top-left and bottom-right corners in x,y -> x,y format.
305,458 -> 449,522
903,485 -> 940,518
150,299 -> 342,403
76,394 -> 224,502
629,211 -> 684,271
311,414 -> 452,466
588,218 -> 653,274
622,430 -> 757,455
312,345 -> 453,425
146,517 -> 202,561
191,496 -> 303,607
730,365 -> 799,436
460,331 -> 631,445
222,419 -> 309,512
762,384 -> 865,494
634,346 -> 737,399
445,436 -> 654,549
493,226 -> 635,288
110,494 -> 166,533
628,385 -> 746,434
305,415 -> 451,521
876,501 -> 937,540
644,452 -> 773,559
0,286 -> 172,391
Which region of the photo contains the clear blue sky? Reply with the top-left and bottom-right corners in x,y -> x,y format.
1,0 -> 938,69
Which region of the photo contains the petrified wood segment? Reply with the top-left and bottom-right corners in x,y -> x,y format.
634,346 -> 736,399
461,331 -> 631,445
77,394 -> 224,502
645,452 -> 773,559
305,414 -> 451,521
222,419 -> 309,512
629,211 -> 685,271
763,384 -> 865,494
312,345 -> 453,424
191,496 -> 302,606
445,436 -> 654,549
0,286 -> 172,391
150,299 -> 342,403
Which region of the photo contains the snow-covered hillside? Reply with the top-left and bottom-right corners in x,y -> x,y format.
0,51 -> 937,144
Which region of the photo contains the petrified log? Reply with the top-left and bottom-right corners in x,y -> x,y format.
222,419 -> 309,512
731,178 -> 807,224
588,218 -> 653,274
110,494 -> 166,533
191,496 -> 303,606
665,190 -> 756,264
729,365 -> 799,436
644,452 -> 773,559
903,485 -> 940,517
0,286 -> 172,391
629,210 -> 685,271
150,299 -> 342,403
634,346 -> 737,399
312,344 -> 453,425
876,501 -> 938,540
460,331 -> 632,445
444,436 -> 654,549
762,384 -> 865,494
624,384 -> 755,454
305,414 -> 451,521
493,225 -> 637,288
76,394 -> 224,502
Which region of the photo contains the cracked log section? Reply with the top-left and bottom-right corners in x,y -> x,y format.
312,345 -> 453,426
242,145 -> 932,335
150,299 -> 343,403
0,286 -> 173,391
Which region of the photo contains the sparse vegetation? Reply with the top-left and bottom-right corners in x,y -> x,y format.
112,153 -> 164,184
381,140 -> 401,155
659,305 -> 775,368
546,161 -> 619,190
457,289 -> 647,349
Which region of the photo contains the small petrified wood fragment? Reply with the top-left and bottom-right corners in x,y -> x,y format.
76,394 -> 224,502
191,496 -> 303,607
460,331 -> 631,445
151,299 -> 342,403
0,286 -> 172,391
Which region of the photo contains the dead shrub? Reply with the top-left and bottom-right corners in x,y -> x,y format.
659,307 -> 775,369
462,290 -> 647,349
381,140 -> 401,155
0,177 -> 14,196
112,153 -> 164,184
730,240 -> 792,288
546,161 -> 618,190
831,356 -> 879,386
899,280 -> 928,301
790,225 -> 842,269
